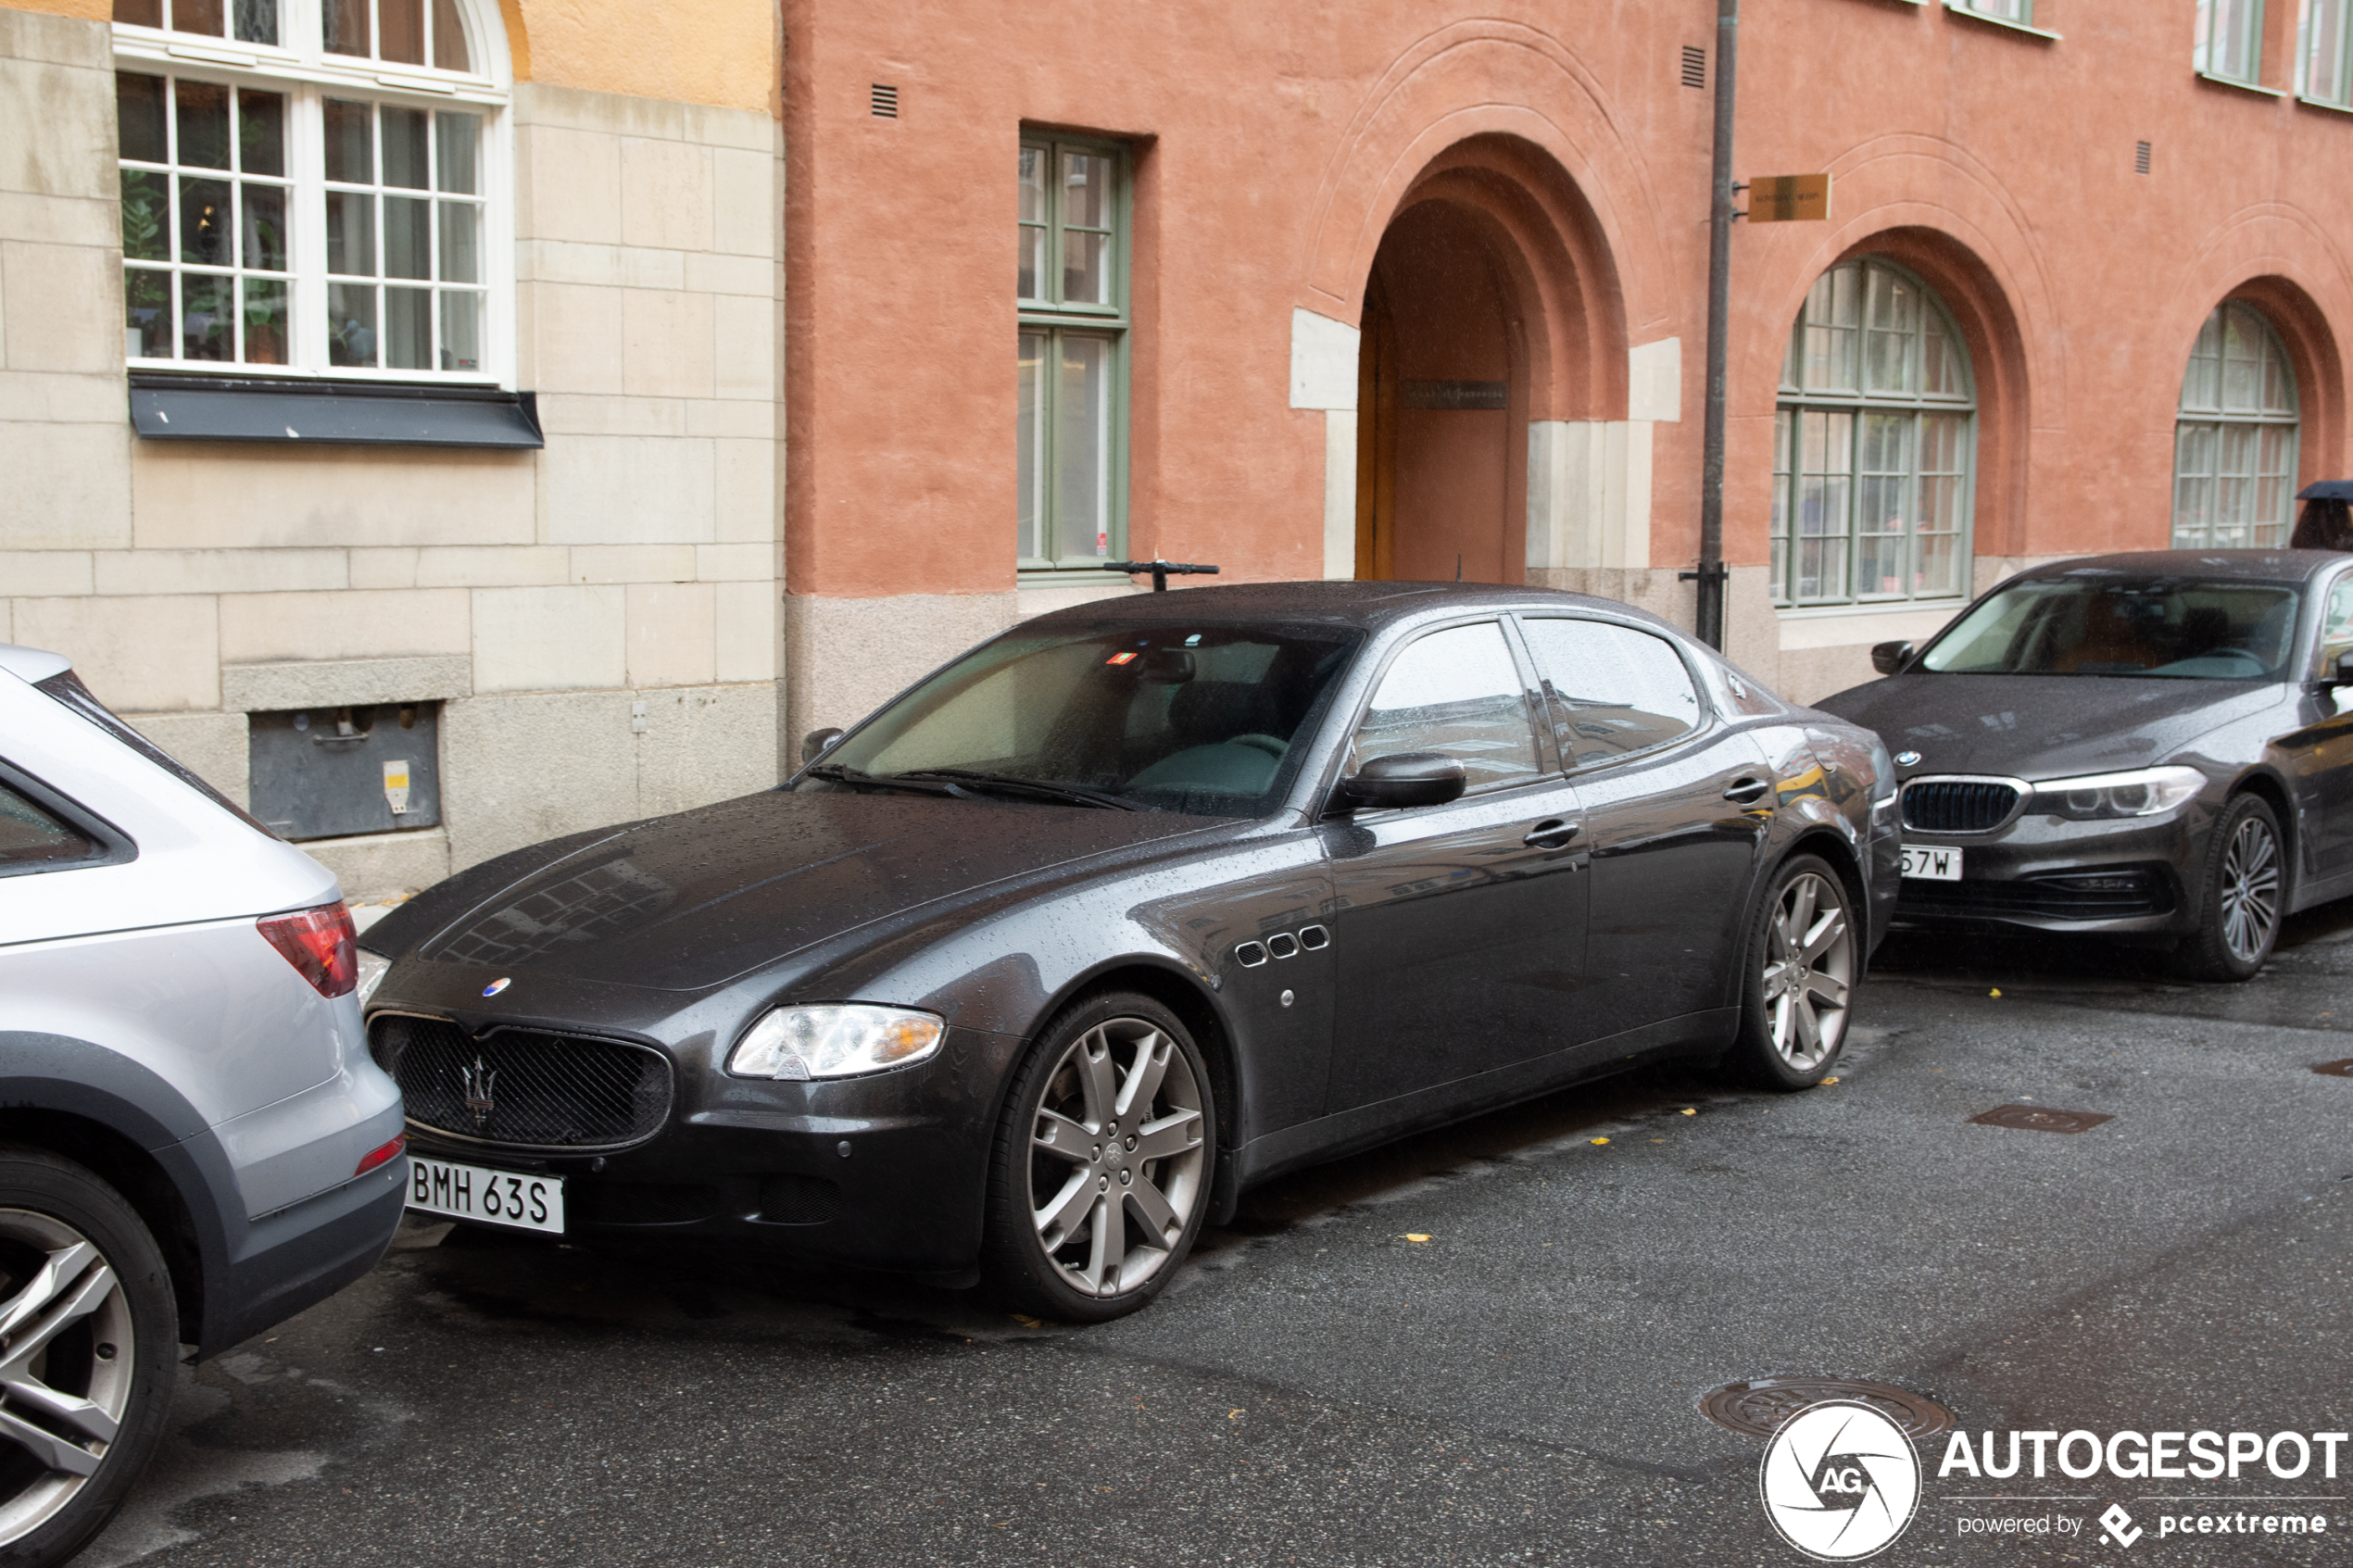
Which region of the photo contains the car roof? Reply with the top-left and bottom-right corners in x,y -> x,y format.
1018,579 -> 1692,637
0,643 -> 73,684
2018,549 -> 2347,585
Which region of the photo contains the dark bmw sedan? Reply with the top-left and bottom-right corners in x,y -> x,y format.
359,583 -> 1895,1319
1818,550 -> 2353,980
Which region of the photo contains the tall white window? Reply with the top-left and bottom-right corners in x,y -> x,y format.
111,0 -> 509,381
2196,0 -> 2265,82
2172,302 -> 2299,549
2304,0 -> 2353,105
1770,258 -> 1976,608
1016,135 -> 1127,570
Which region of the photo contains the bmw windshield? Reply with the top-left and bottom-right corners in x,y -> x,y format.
1919,574 -> 2302,681
802,622 -> 1364,817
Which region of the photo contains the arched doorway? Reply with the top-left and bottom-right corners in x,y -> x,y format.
1356,202 -> 1526,583
1352,138 -> 1622,585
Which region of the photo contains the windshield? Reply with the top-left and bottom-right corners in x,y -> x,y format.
806,622 -> 1365,817
1919,575 -> 2301,680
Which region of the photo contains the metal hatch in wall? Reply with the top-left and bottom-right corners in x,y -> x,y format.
249,703 -> 444,841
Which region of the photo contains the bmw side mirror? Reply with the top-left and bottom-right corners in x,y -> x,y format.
1870,640 -> 1916,676
800,727 -> 845,764
1335,751 -> 1467,811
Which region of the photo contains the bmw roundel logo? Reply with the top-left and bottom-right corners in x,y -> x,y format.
482,977 -> 512,997
1894,751 -> 1922,768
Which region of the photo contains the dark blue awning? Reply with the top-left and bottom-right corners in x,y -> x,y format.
129,375 -> 543,449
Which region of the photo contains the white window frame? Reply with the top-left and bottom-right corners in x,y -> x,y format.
2302,0 -> 2353,106
2171,301 -> 2301,550
1769,257 -> 1979,612
112,0 -> 514,387
2196,0 -> 2267,84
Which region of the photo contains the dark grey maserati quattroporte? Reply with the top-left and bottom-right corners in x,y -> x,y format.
1818,550 -> 2353,980
360,583 -> 1895,1319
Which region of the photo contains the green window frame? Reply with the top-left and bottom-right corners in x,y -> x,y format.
1017,134 -> 1129,571
2303,0 -> 2353,104
2171,301 -> 2299,549
1769,257 -> 1977,609
2197,0 -> 2266,82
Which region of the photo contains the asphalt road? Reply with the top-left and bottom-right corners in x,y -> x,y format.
83,913 -> 2353,1568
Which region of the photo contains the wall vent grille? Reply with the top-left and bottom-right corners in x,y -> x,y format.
871,83 -> 900,118
2134,140 -> 2151,174
1681,45 -> 1707,90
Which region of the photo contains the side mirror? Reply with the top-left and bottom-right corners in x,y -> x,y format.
800,727 -> 845,764
1336,751 -> 1467,811
2333,651 -> 2353,686
1870,640 -> 1917,676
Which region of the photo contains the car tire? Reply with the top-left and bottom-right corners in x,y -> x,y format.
1725,854 -> 1861,1091
980,992 -> 1216,1323
0,1146 -> 179,1568
2180,793 -> 2285,983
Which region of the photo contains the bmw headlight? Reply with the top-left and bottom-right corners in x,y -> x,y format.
726,1004 -> 946,1080
2026,765 -> 2206,822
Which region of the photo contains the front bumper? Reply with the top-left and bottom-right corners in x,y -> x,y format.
1890,804 -> 2205,936
395,1022 -> 1026,1276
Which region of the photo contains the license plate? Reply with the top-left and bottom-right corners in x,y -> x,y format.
408,1156 -> 564,1234
1901,846 -> 1964,882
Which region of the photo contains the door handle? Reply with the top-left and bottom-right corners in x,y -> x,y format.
1524,819 -> 1581,849
1723,776 -> 1771,804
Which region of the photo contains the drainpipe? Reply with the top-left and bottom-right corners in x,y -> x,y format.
1692,0 -> 1739,650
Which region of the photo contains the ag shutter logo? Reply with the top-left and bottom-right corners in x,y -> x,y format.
1761,1400 -> 1923,1561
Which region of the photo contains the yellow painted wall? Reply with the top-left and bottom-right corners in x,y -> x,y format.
516,0 -> 774,114
0,0 -> 775,115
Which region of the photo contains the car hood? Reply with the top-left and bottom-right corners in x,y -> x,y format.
1813,673 -> 2277,780
388,789 -> 1227,993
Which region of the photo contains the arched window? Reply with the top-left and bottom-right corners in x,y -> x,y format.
111,0 -> 510,381
2171,302 -> 2299,548
1770,257 -> 1977,608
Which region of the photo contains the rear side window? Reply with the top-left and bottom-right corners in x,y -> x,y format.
33,668 -> 277,838
0,777 -> 106,874
1518,617 -> 1702,767
1349,621 -> 1542,792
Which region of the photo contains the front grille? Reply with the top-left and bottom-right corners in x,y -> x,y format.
1900,867 -> 2174,922
370,1014 -> 673,1151
1901,778 -> 2023,834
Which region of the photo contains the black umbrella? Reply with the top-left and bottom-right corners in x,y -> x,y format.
2296,480 -> 2353,501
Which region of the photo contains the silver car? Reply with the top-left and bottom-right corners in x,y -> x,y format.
0,645 -> 406,1567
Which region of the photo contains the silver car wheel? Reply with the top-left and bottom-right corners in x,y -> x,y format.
0,1209 -> 137,1549
1026,1017 -> 1207,1299
2219,813 -> 2282,963
1759,870 -> 1855,1073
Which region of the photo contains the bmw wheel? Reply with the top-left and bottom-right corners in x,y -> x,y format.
982,993 -> 1215,1323
1727,855 -> 1859,1090
2181,794 -> 2284,982
0,1147 -> 178,1568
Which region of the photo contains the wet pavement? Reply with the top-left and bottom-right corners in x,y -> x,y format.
84,913 -> 2353,1567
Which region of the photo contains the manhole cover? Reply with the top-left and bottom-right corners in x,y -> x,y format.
1969,1103 -> 2112,1134
2314,1059 -> 2353,1078
1699,1377 -> 1955,1440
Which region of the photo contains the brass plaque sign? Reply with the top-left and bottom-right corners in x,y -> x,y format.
1747,173 -> 1831,224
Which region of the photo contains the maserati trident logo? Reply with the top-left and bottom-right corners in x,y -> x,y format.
482,976 -> 511,997
460,1055 -> 498,1129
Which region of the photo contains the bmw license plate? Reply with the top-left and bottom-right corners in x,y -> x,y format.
1900,846 -> 1963,882
408,1156 -> 564,1234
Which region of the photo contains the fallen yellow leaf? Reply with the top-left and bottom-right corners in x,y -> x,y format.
1590,1136 -> 1610,1145
1403,1233 -> 1431,1243
1010,1313 -> 1045,1328
1990,987 -> 2002,997
1821,1076 -> 1841,1085
1228,1409 -> 1245,1420
1680,1108 -> 1697,1116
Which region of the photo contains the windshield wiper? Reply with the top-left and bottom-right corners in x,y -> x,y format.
895,768 -> 1142,811
803,761 -> 971,798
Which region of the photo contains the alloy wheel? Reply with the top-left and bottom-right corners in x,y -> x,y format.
1026,1017 -> 1207,1299
2219,814 -> 2282,963
1759,870 -> 1855,1073
0,1209 -> 137,1549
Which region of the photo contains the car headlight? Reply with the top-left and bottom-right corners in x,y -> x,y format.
726,1004 -> 946,1080
2025,765 -> 2206,821
354,948 -> 391,1009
